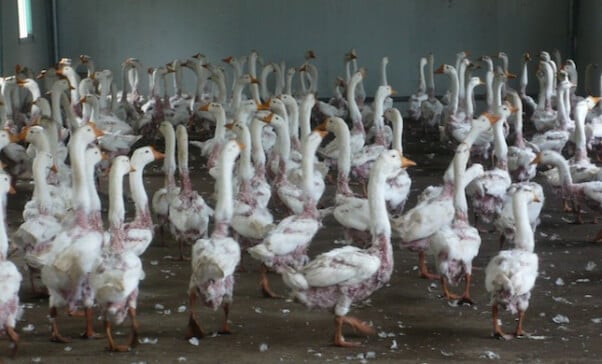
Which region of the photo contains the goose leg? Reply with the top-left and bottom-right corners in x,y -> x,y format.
514,310 -> 530,337
492,304 -> 513,340
457,273 -> 474,305
185,292 -> 204,339
81,307 -> 102,339
128,307 -> 139,348
418,251 -> 440,280
105,319 -> 129,352
333,315 -> 373,347
260,264 -> 282,299
49,307 -> 71,343
440,277 -> 460,300
5,325 -> 19,358
218,303 -> 232,335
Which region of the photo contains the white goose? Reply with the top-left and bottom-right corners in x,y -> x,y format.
91,156 -> 143,352
486,187 -> 539,340
429,142 -> 481,304
407,57 -> 428,121
41,123 -> 105,342
123,146 -> 165,256
186,140 -> 242,339
152,122 -> 179,240
507,91 -> 538,182
420,53 -> 444,134
282,150 -> 414,347
248,130 -> 327,298
169,125 -> 213,260
0,174 -> 21,358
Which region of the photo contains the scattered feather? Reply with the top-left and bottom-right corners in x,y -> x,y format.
552,314 -> 570,324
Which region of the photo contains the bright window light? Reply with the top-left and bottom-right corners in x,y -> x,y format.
17,0 -> 32,39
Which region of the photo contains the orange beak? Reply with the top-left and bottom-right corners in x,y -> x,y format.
50,164 -> 58,173
484,112 -> 501,125
224,123 -> 234,130
101,151 -> 110,161
316,119 -> 328,131
250,77 -> 260,84
16,78 -> 27,87
256,101 -> 270,111
314,129 -> 329,138
505,71 -> 517,79
87,122 -> 105,138
9,132 -> 21,143
236,142 -> 246,150
198,104 -> 210,112
262,113 -> 274,123
530,153 -> 541,165
130,165 -> 137,173
222,56 -> 233,64
434,65 -> 445,74
401,156 -> 417,168
150,146 -> 165,160
16,127 -> 29,142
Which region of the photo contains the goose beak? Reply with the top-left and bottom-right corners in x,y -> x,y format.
198,103 -> 210,112
236,142 -> 245,150
587,96 -> 601,105
151,147 -> 165,160
316,119 -> 328,131
256,101 -> 270,111
222,56 -> 233,64
250,77 -> 260,84
314,128 -> 329,138
532,194 -> 541,203
16,127 -> 29,142
401,156 -> 417,168
16,79 -> 27,87
523,53 -> 531,61
224,123 -> 234,130
9,132 -> 21,143
484,112 -> 501,125
50,164 -> 58,173
530,153 -> 541,165
79,55 -> 88,63
390,88 -> 397,95
87,122 -> 105,138
298,64 -> 308,72
130,165 -> 137,173
261,113 -> 274,123
434,65 -> 445,74
8,185 -> 16,195
505,71 -> 517,79
101,151 -> 110,161
79,96 -> 87,105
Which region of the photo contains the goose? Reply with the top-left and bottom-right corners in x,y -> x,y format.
486,186 -> 539,340
169,125 -> 213,260
222,55 -> 246,96
435,64 -> 466,144
531,60 -> 557,132
395,114 -> 496,279
383,108 -> 413,216
197,102 -> 229,170
318,70 -> 366,159
351,85 -> 394,181
186,140 -> 242,339
152,122 -> 179,240
519,53 -> 537,120
248,130 -> 327,298
247,116 -> 272,208
282,150 -> 414,347
123,146 -> 165,256
429,142 -> 482,304
228,121 -> 274,252
494,182 -> 544,249
407,57 -> 428,121
13,152 -> 63,294
466,103 -> 514,228
420,53 -> 444,135
0,174 -> 21,358
91,155 -> 143,352
507,91 -> 538,182
41,123 -> 105,342
533,150 -> 602,230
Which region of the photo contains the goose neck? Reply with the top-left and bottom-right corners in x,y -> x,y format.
367,160 -> 391,239
108,168 -> 126,230
513,192 -> 535,252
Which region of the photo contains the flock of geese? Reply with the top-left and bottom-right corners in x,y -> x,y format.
0,47 -> 600,357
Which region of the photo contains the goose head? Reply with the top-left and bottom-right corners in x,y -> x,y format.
375,149 -> 416,178
238,74 -> 260,85
434,64 -> 456,75
131,146 -> 164,168
383,107 -> 402,124
158,121 -> 175,137
111,155 -> 135,179
21,125 -> 45,143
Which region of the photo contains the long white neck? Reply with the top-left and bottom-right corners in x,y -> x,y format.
573,103 -> 588,159
543,62 -> 554,109
301,136 -> 318,201
493,77 -> 504,108
260,65 -> 273,101
307,64 -> 318,94
86,155 -> 101,215
427,55 -> 435,96
485,70 -> 494,110
458,61 -> 467,103
372,88 -> 389,145
176,126 -> 191,193
452,148 -> 469,220
237,124 -> 253,182
513,100 -> 525,147
447,68 -> 459,115
493,116 -> 508,169
520,60 -> 529,94
549,152 -> 573,186
381,58 -> 389,86
230,59 -> 244,93
69,129 -> 91,214
299,96 -> 314,144
163,125 -> 177,188
334,120 -> 351,195
231,78 -> 247,112
465,82 -> 477,117
250,118 -> 266,174
285,98 -> 300,150
32,158 -> 52,212
50,85 -> 65,128
368,159 -> 391,238
513,192 -> 535,252
285,70 -> 295,95
213,106 -> 227,140
0,191 -> 7,259
390,111 -> 404,152
214,147 -> 239,234
129,162 -> 149,216
275,121 -> 291,169
274,63 -> 284,95
249,54 -> 261,103
62,68 -> 80,105
214,71 -> 227,104
108,167 -> 126,229
347,74 -> 363,131
98,74 -> 112,111
557,85 -> 569,130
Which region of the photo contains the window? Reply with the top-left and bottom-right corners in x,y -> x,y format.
17,0 -> 32,39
